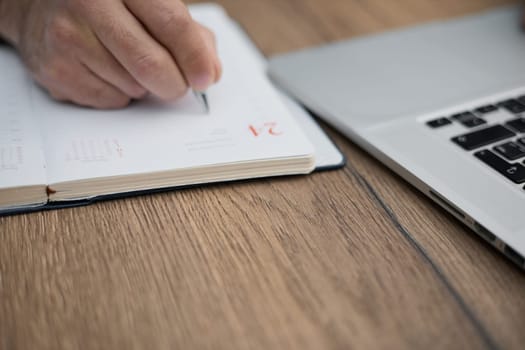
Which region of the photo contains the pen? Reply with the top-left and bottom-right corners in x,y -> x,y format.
193,90 -> 210,113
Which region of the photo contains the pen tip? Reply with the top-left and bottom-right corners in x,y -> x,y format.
193,90 -> 210,113
202,94 -> 209,113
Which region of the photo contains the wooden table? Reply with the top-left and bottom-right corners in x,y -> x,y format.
1,0 -> 524,349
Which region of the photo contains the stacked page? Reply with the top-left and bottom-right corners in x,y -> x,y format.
0,4 -> 343,214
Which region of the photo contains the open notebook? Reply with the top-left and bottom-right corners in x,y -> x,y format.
0,4 -> 344,215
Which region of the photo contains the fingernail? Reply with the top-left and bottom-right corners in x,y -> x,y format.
214,61 -> 223,83
190,73 -> 212,92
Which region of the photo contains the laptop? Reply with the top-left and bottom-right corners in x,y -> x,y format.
268,5 -> 525,269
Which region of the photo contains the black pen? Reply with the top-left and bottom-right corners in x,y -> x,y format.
193,91 -> 209,113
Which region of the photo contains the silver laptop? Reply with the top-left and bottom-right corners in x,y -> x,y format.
268,5 -> 525,269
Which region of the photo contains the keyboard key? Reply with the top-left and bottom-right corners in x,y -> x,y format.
475,150 -> 525,184
461,117 -> 486,128
505,118 -> 525,133
426,117 -> 451,128
497,99 -> 525,114
450,111 -> 486,128
516,95 -> 525,105
452,125 -> 515,151
493,142 -> 525,161
451,111 -> 476,120
475,105 -> 498,114
517,137 -> 525,146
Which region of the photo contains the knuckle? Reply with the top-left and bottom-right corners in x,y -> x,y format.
86,85 -> 110,101
200,24 -> 215,40
68,0 -> 91,13
163,10 -> 192,34
46,15 -> 77,48
42,59 -> 69,82
49,89 -> 67,102
133,52 -> 169,80
85,86 -> 130,109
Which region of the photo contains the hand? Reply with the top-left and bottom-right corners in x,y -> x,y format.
0,0 -> 222,109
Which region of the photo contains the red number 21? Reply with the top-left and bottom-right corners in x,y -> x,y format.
249,122 -> 283,137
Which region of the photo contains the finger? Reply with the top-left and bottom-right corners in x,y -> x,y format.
78,31 -> 147,99
47,89 -> 68,102
40,12 -> 141,104
125,0 -> 220,91
38,59 -> 131,109
199,24 -> 222,83
87,2 -> 188,100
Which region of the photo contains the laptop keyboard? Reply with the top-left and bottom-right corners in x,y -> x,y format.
426,97 -> 525,187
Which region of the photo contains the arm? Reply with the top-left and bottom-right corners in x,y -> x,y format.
0,0 -> 222,109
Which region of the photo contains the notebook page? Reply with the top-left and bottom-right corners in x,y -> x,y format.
0,48 -> 47,192
35,6 -> 314,187
204,5 -> 344,169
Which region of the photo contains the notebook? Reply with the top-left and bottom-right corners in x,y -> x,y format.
0,3 -> 344,215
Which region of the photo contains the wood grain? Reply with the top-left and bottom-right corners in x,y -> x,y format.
1,1 -> 523,349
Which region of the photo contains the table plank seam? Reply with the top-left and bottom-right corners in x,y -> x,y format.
342,163 -> 500,350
